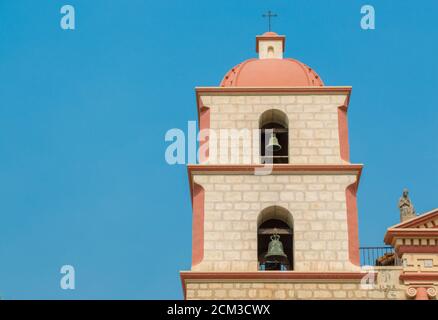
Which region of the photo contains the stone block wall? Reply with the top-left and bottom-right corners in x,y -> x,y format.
192,173 -> 358,273
186,282 -> 405,300
403,253 -> 438,273
185,268 -> 406,300
199,94 -> 348,165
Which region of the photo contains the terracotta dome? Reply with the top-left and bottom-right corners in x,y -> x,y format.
220,58 -> 324,87
220,32 -> 324,87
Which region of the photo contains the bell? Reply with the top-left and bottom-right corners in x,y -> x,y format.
264,233 -> 288,264
266,133 -> 281,152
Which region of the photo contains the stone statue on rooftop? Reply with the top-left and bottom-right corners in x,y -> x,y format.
398,188 -> 416,222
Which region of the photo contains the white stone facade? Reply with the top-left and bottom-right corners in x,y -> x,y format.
258,40 -> 283,59
192,173 -> 358,273
199,93 -> 348,165
185,268 -> 406,300
180,30 -> 438,300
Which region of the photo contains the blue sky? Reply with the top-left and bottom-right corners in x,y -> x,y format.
0,0 -> 437,299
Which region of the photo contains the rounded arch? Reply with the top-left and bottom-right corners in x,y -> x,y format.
259,109 -> 289,164
267,46 -> 275,58
257,206 -> 294,270
259,109 -> 289,129
257,205 -> 293,228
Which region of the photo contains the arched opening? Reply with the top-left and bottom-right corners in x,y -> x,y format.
267,46 -> 275,58
259,109 -> 289,164
257,206 -> 293,271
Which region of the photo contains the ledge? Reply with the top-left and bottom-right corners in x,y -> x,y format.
180,271 -> 370,299
195,86 -> 352,95
384,229 -> 438,245
400,273 -> 438,282
181,271 -> 367,281
188,164 -> 362,175
398,246 -> 438,254
195,86 -> 352,117
187,164 -> 363,201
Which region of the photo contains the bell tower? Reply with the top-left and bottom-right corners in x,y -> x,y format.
180,31 -> 367,300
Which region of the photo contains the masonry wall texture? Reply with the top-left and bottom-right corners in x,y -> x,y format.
198,94 -> 348,165
180,30 -> 438,300
258,39 -> 284,59
192,173 -> 358,273
180,90 -> 389,300
185,277 -> 406,300
180,90 -> 438,300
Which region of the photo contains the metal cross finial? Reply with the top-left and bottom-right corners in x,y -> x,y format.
262,10 -> 278,32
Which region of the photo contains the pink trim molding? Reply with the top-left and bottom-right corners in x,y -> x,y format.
400,273 -> 438,282
398,245 -> 438,254
192,183 -> 205,267
198,106 -> 210,163
195,86 -> 352,119
395,208 -> 438,229
337,98 -> 351,162
346,183 -> 360,266
384,229 -> 438,245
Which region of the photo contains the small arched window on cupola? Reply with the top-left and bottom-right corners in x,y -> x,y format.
267,46 -> 275,58
259,109 -> 289,164
257,206 -> 294,271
